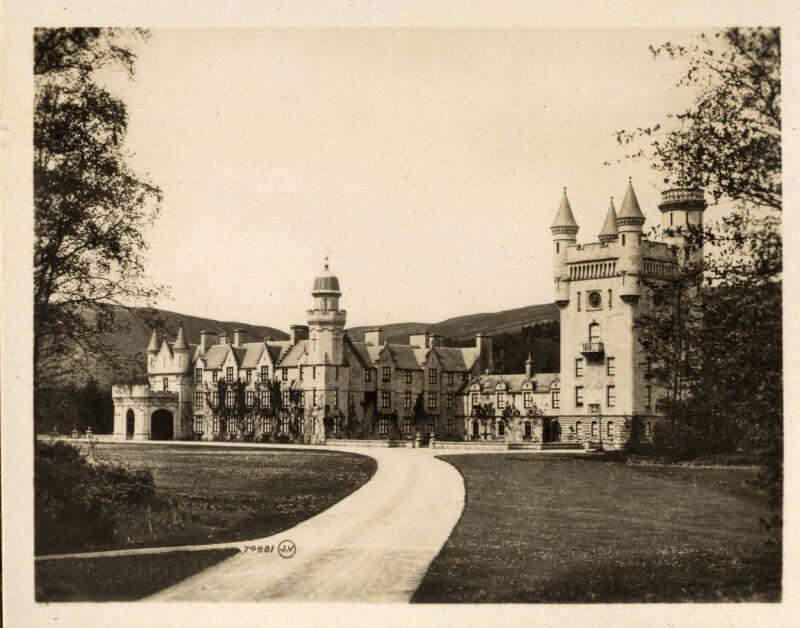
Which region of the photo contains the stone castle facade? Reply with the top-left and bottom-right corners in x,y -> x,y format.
113,181 -> 705,448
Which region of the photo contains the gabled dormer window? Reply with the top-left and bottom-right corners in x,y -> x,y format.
195,368 -> 202,383
447,372 -> 454,385
429,368 -> 438,385
212,370 -> 218,383
382,366 -> 391,383
365,369 -> 372,383
226,366 -> 234,382
405,371 -> 412,384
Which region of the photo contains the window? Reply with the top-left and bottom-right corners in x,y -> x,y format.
524,421 -> 532,439
281,368 -> 288,381
299,391 -> 305,407
426,418 -> 435,435
607,421 -> 615,438
591,420 -> 598,437
575,358 -> 584,377
607,385 -> 616,407
226,367 -> 234,382
382,366 -> 391,383
282,390 -> 290,406
226,389 -> 236,408
403,417 -> 413,436
576,421 -> 583,441
404,391 -> 412,409
212,391 -> 219,406
575,386 -> 584,407
246,390 -> 255,407
365,369 -> 372,382
471,392 -> 480,407
260,389 -> 270,407
246,415 -> 254,433
335,366 -> 339,380
264,416 -> 273,434
447,372 -> 454,385
195,368 -> 202,383
243,369 -> 250,383
446,393 -> 453,410
645,357 -> 652,377
429,368 -> 438,385
645,385 -> 652,408
645,421 -> 652,438
212,370 -> 218,383
195,391 -> 204,408
299,366 -> 304,381
621,233 -> 626,246
381,391 -> 391,409
463,372 -> 469,382
312,366 -> 317,380
194,416 -> 203,433
588,291 -> 602,309
427,392 -> 437,409
163,377 -> 169,391
213,416 -> 219,434
261,366 -> 269,382
608,289 -> 613,309
281,418 -> 290,435
405,371 -> 412,384
498,421 -> 505,437
607,357 -> 616,376
446,418 -> 454,435
552,390 -> 560,409
589,323 -> 601,343
577,291 -> 581,311
378,417 -> 389,436
496,391 -> 506,409
524,392 -> 533,409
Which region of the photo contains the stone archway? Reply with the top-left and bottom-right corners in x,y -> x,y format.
126,409 -> 135,440
151,409 -> 174,440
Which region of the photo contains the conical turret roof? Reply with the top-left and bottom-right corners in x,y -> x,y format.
599,198 -> 618,240
147,328 -> 160,352
550,188 -> 579,231
617,179 -> 645,222
173,322 -> 189,350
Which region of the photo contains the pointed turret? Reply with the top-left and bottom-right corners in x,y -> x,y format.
616,179 -> 645,226
551,188 -> 579,306
550,188 -> 579,233
147,328 -> 160,353
598,198 -> 618,243
173,322 -> 189,350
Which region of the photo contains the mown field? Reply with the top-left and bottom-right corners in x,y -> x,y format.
36,442 -> 375,602
413,454 -> 780,603
49,442 -> 376,553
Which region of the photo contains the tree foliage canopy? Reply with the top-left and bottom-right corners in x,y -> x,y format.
34,28 -> 164,384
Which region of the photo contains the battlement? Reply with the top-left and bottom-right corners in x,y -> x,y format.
112,384 -> 178,400
641,239 -> 677,262
566,241 -> 618,263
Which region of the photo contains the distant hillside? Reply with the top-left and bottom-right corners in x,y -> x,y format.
86,306 -> 288,385
347,303 -> 559,344
74,301 -> 559,387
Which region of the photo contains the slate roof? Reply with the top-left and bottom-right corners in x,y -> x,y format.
551,189 -> 579,230
472,372 -> 559,393
279,340 -> 309,367
617,179 -> 645,221
599,198 -> 619,239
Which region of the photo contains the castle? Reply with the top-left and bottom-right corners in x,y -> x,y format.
113,181 -> 705,449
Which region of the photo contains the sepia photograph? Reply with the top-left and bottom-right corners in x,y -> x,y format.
1,1 -> 794,625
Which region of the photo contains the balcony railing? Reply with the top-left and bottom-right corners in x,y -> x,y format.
581,342 -> 604,356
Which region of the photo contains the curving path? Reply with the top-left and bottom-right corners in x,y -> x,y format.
148,447 -> 465,602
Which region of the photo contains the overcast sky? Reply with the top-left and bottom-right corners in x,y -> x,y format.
110,27 -> 717,330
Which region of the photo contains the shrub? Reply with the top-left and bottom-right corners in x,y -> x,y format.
35,441 -> 156,554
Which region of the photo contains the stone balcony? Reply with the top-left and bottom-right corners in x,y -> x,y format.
580,342 -> 604,357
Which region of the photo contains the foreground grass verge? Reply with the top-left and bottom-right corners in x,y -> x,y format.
413,454 -> 780,603
36,549 -> 238,602
39,443 -> 376,554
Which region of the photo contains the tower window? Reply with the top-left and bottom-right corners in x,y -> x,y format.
575,386 -> 584,407
645,385 -> 652,408
577,291 -> 581,311
608,289 -> 613,309
588,291 -> 602,309
551,390 -> 560,409
575,358 -> 584,377
607,421 -> 615,438
589,323 -> 601,343
163,377 -> 169,391
607,357 -> 615,376
556,242 -> 560,254
670,212 -> 674,226
195,391 -> 204,408
607,385 -> 616,407
621,234 -> 626,246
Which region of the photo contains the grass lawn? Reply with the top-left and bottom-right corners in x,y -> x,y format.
43,442 -> 376,554
36,549 -> 238,602
413,454 -> 780,603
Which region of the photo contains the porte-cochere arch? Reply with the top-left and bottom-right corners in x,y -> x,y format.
151,409 -> 174,440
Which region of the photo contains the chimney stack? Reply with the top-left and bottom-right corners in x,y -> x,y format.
429,333 -> 443,347
219,332 -> 229,345
409,330 -> 430,349
290,324 -> 309,345
364,328 -> 384,346
233,328 -> 247,347
525,351 -> 534,379
476,333 -> 493,374
200,330 -> 218,353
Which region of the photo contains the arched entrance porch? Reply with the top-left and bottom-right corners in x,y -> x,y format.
151,409 -> 174,440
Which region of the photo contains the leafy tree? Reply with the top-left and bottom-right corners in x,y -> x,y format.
34,28 -> 164,385
618,27 -> 782,529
